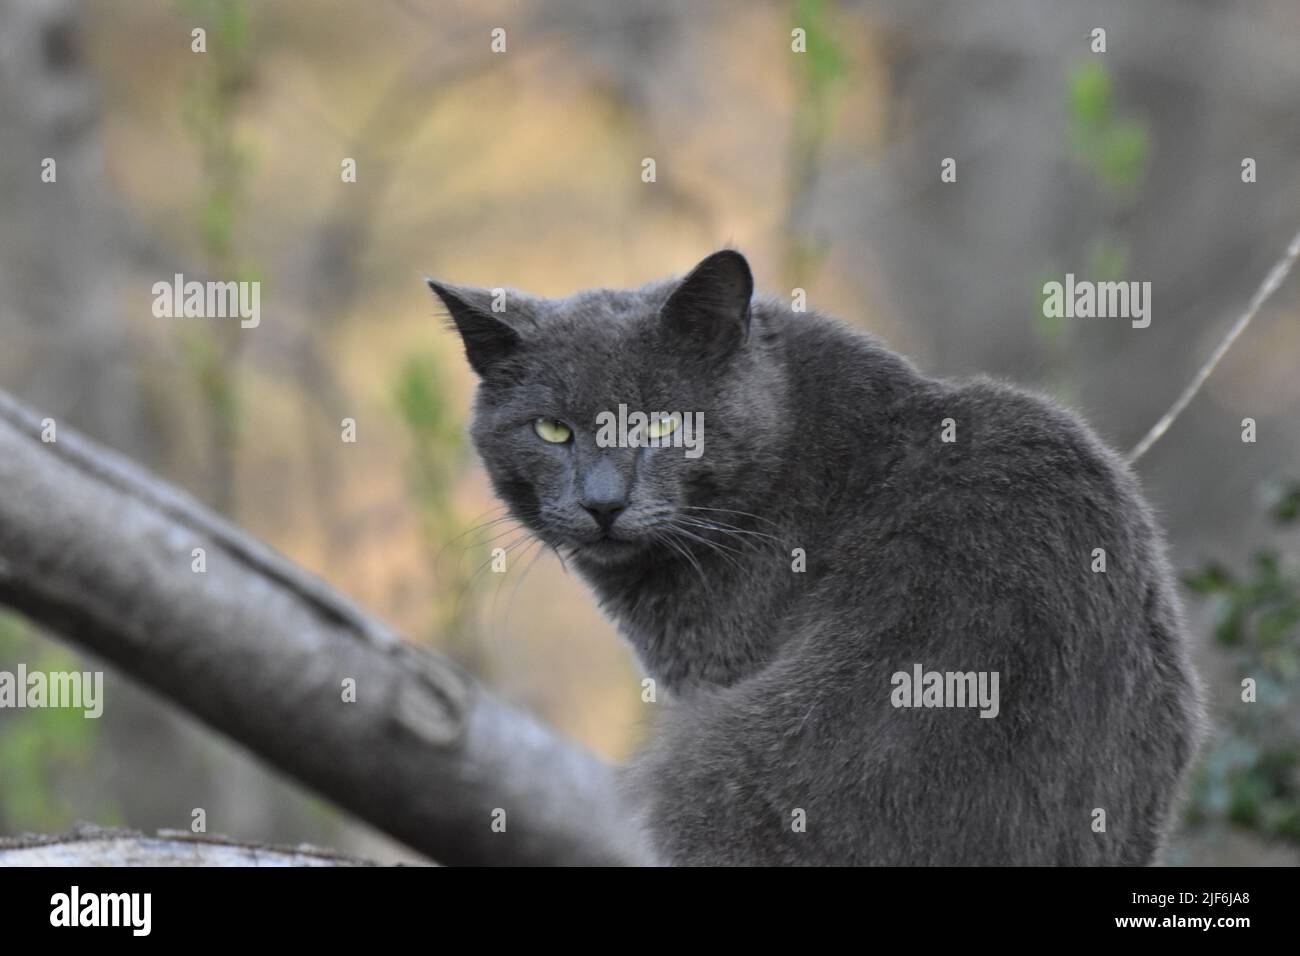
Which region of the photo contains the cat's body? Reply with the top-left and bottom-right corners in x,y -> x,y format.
430,250 -> 1203,866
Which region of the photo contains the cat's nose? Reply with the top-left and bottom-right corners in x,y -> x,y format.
579,455 -> 629,532
582,500 -> 626,533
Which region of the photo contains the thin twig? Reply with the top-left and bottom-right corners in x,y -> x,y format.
1129,227 -> 1300,462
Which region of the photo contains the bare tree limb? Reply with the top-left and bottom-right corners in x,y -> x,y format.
1128,227 -> 1300,462
0,825 -> 377,867
0,390 -> 645,866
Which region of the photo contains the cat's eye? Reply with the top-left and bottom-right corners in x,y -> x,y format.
647,414 -> 679,440
534,417 -> 573,444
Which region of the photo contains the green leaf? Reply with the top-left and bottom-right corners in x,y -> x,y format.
1068,61 -> 1112,128
1183,562 -> 1234,594
1264,479 -> 1300,524
1098,120 -> 1150,191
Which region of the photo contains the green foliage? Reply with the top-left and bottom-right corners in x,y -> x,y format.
395,354 -> 492,671
1035,64 -> 1153,400
1067,59 -> 1111,127
180,0 -> 253,267
1084,235 -> 1130,284
0,612 -> 101,831
395,353 -> 465,522
1067,61 -> 1150,198
1266,479 -> 1300,524
784,0 -> 848,285
1183,480 -> 1300,844
793,0 -> 848,98
178,328 -> 239,429
177,0 -> 255,485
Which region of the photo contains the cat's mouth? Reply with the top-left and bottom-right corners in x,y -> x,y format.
571,530 -> 647,565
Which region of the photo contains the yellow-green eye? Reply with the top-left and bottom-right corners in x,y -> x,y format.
647,414 -> 679,440
534,417 -> 572,443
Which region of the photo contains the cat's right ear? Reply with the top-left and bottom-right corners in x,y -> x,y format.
660,250 -> 753,358
426,279 -> 521,378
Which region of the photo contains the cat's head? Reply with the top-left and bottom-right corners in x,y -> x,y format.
428,250 -> 787,568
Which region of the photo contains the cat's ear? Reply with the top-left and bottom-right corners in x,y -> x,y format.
660,250 -> 753,356
426,279 -> 521,377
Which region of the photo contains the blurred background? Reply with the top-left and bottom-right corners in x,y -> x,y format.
0,0 -> 1297,864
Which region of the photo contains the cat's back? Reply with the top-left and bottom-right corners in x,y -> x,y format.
634,315 -> 1203,865
773,311 -> 1160,609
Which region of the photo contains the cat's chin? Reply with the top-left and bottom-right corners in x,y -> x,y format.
571,535 -> 646,567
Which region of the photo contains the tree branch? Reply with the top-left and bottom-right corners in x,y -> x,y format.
1128,226 -> 1300,462
0,825 -> 376,867
0,390 -> 645,866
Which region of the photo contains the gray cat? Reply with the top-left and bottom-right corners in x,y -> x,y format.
428,249 -> 1204,866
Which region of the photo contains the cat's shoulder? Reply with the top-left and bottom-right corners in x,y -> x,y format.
941,375 -> 1125,475
886,374 -> 1144,538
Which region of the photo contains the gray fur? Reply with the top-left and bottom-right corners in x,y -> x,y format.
429,250 -> 1204,866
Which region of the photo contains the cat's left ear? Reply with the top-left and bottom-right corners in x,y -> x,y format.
661,250 -> 753,357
